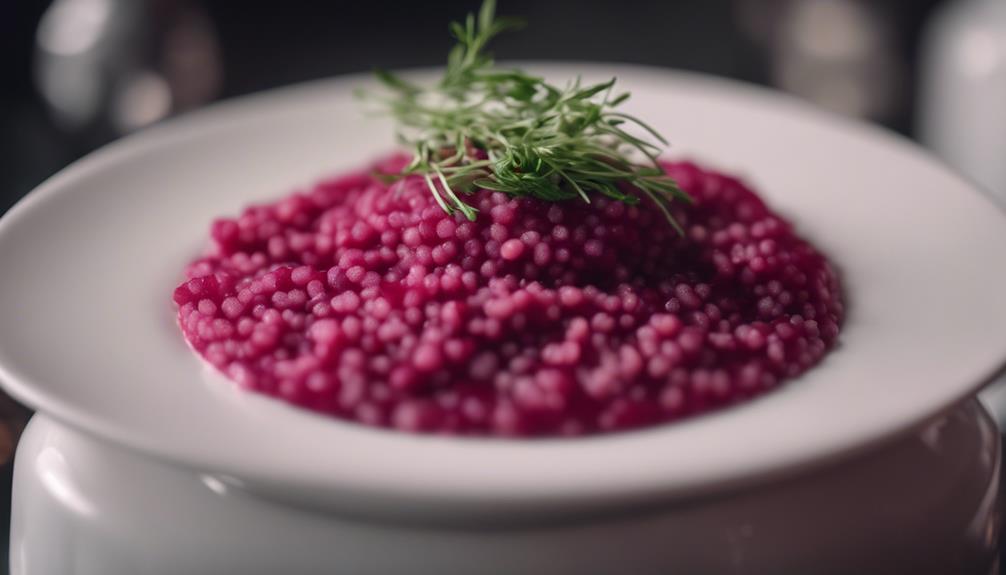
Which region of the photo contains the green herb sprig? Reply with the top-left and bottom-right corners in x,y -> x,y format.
364,0 -> 690,231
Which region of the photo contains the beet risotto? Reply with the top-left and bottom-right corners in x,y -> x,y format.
173,1 -> 842,437
173,155 -> 843,437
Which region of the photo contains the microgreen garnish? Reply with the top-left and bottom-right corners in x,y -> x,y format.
363,0 -> 690,231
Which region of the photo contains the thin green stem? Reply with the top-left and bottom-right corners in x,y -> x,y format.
360,0 -> 690,233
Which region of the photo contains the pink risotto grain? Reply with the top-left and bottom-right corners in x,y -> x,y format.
174,155 -> 843,437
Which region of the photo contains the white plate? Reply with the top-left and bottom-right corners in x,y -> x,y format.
2,64 -> 1006,518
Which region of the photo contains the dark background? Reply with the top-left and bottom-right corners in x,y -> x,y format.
1,0 -> 948,217
0,0 -> 989,571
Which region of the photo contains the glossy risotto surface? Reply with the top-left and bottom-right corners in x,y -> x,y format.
174,156 -> 843,436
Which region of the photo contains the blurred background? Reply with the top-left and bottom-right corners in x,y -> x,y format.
1,0 -> 1005,570
8,0 -> 1006,219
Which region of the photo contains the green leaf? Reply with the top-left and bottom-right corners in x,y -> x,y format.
447,44 -> 464,69
472,178 -> 512,192
478,0 -> 496,32
573,78 -> 617,101
374,69 -> 419,95
609,92 -> 631,106
506,82 -> 536,102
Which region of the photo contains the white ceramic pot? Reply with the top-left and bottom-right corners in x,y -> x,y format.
10,401 -> 1000,575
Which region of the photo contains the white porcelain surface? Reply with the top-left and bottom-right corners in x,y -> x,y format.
10,404 -> 1000,575
1,64 -> 1006,517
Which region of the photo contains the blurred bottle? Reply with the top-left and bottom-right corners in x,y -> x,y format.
735,0 -> 906,125
919,0 -> 1006,203
34,0 -> 222,146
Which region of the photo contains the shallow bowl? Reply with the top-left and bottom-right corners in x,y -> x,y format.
1,64 -> 1006,520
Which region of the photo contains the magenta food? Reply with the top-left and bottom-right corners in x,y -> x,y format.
174,155 -> 843,437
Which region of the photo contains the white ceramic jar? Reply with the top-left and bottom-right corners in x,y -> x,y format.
10,402 -> 999,575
